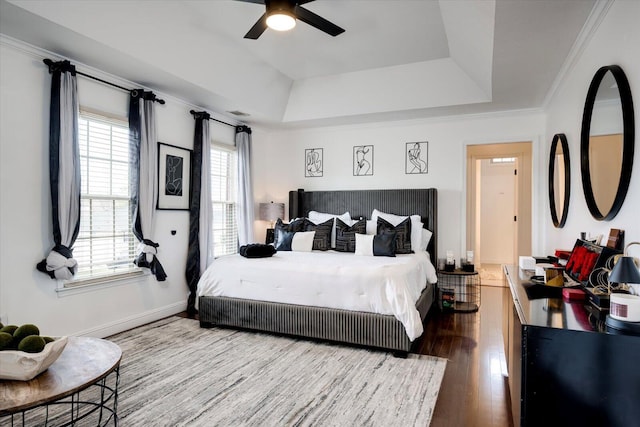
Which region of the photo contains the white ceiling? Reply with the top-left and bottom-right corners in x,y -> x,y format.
0,0 -> 597,129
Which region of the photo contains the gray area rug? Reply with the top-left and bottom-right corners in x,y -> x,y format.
111,316 -> 446,426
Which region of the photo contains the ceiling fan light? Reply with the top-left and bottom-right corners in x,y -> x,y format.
266,12 -> 296,31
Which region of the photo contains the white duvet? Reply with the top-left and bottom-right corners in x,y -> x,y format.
196,250 -> 438,341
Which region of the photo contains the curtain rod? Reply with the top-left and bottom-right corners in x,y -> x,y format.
43,58 -> 165,105
189,109 -> 237,128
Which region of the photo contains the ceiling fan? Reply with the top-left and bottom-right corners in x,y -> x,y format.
237,0 -> 345,40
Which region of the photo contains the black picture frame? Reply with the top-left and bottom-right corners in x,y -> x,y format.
405,141 -> 428,174
353,145 -> 374,176
305,148 -> 323,177
157,142 -> 192,210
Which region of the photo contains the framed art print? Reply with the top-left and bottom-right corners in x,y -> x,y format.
353,145 -> 374,176
305,148 -> 323,177
406,141 -> 428,174
157,142 -> 192,210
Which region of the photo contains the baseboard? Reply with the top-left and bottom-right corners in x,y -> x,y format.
76,301 -> 186,338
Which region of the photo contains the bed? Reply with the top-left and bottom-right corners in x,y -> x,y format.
198,188 -> 438,354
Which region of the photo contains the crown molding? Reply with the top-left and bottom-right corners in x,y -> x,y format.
541,0 -> 614,109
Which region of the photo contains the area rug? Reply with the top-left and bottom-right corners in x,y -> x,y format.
105,316 -> 446,426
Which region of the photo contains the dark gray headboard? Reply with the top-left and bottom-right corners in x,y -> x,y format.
289,188 -> 438,265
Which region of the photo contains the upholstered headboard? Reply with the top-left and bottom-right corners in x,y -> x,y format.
288,188 -> 438,266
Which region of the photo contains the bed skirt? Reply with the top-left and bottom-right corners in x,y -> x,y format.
198,282 -> 435,353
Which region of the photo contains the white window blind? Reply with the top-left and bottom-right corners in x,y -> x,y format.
69,112 -> 138,283
210,144 -> 238,257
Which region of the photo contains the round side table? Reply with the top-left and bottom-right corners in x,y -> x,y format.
0,336 -> 122,426
437,269 -> 481,312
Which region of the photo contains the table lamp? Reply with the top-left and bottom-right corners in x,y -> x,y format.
259,202 -> 285,244
606,241 -> 640,333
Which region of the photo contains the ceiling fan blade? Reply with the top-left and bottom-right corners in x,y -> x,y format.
244,13 -> 268,39
294,5 -> 345,37
297,0 -> 316,4
235,0 -> 265,4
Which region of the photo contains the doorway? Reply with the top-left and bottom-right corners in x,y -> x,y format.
467,142 -> 532,287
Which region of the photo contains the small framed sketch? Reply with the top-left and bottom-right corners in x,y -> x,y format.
157,142 -> 192,210
405,141 -> 428,174
305,148 -> 323,177
353,145 -> 374,176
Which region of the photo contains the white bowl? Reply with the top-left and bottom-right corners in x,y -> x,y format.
0,336 -> 68,381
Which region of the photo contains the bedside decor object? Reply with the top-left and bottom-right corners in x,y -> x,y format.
580,65 -> 635,221
304,148 -> 323,177
158,142 -> 192,210
0,336 -> 68,381
259,202 -> 285,244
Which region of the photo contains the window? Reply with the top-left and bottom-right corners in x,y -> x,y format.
491,157 -> 516,164
69,111 -> 138,284
210,144 -> 238,257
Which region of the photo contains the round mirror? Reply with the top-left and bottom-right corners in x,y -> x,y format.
580,65 -> 635,221
549,133 -> 570,228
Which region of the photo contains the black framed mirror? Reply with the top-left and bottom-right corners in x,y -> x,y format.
549,133 -> 570,228
580,65 -> 635,221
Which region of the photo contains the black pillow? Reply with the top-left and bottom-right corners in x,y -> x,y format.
304,218 -> 333,251
376,217 -> 412,254
335,218 -> 366,252
273,218 -> 306,247
239,244 -> 277,258
274,230 -> 295,251
373,232 -> 397,257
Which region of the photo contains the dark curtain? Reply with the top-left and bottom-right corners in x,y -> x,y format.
36,60 -> 81,280
186,111 -> 212,315
129,89 -> 166,281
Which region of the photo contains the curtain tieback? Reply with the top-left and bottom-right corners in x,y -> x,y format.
137,239 -> 159,263
40,245 -> 77,280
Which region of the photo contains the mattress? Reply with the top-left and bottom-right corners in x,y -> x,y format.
196,250 -> 438,340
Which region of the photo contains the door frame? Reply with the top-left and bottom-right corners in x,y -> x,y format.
466,142 -> 533,266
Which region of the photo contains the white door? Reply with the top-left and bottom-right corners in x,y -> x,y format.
478,158 -> 517,264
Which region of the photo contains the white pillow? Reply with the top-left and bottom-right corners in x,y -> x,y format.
308,211 -> 351,248
420,228 -> 433,252
366,220 -> 377,235
371,209 -> 423,252
291,231 -> 315,252
355,234 -> 375,256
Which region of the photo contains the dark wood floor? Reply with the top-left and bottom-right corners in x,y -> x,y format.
179,286 -> 513,426
416,286 -> 513,427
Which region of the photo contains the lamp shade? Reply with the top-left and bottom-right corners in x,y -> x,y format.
608,256 -> 640,284
259,202 -> 285,223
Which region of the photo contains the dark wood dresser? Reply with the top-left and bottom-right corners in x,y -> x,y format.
503,265 -> 640,427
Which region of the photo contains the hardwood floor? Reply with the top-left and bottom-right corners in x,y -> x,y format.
416,286 -> 513,427
178,286 -> 513,426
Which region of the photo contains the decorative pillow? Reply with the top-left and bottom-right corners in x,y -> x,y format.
273,218 -> 306,247
308,211 -> 351,248
366,220 -> 377,235
355,232 -> 397,257
304,218 -> 333,251
335,218 -> 366,252
371,209 -> 423,253
419,228 -> 433,252
377,217 -> 412,254
274,230 -> 315,252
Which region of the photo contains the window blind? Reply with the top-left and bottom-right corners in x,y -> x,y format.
210,144 -> 238,257
70,113 -> 138,282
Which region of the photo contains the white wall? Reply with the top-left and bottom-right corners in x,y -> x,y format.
253,111 -> 546,261
0,39 -> 234,337
544,0 -> 640,263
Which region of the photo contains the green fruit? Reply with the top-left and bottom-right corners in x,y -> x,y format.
0,332 -> 13,350
0,325 -> 18,336
13,324 -> 40,343
42,336 -> 55,344
18,335 -> 46,353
